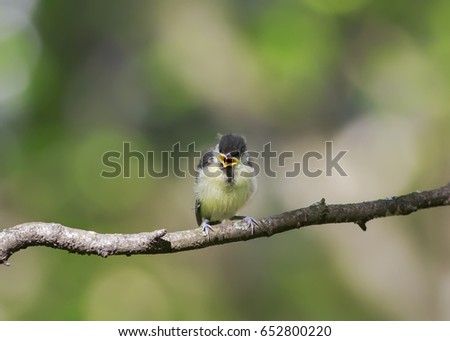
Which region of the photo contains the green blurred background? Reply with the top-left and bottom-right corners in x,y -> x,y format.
1,0 -> 449,320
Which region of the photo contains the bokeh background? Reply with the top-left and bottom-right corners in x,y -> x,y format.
1,0 -> 449,320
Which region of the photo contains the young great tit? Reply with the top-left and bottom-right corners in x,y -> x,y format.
194,134 -> 257,236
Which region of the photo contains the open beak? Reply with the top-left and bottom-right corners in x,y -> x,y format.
218,153 -> 239,168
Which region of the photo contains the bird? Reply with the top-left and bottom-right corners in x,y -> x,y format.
194,133 -> 257,237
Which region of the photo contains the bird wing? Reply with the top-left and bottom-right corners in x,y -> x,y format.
195,199 -> 202,226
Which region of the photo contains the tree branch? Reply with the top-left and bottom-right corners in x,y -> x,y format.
1,183 -> 449,265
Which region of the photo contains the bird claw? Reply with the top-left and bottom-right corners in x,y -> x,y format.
233,216 -> 258,234
244,216 -> 258,234
201,219 -> 214,238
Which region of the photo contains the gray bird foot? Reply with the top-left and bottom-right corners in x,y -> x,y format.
201,219 -> 214,237
233,216 -> 258,234
243,216 -> 258,234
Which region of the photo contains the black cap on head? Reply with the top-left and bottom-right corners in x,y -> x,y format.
218,134 -> 247,157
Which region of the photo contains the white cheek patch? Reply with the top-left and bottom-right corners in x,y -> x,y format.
202,165 -> 223,179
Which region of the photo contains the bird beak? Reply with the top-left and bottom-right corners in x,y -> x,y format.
218,153 -> 239,168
